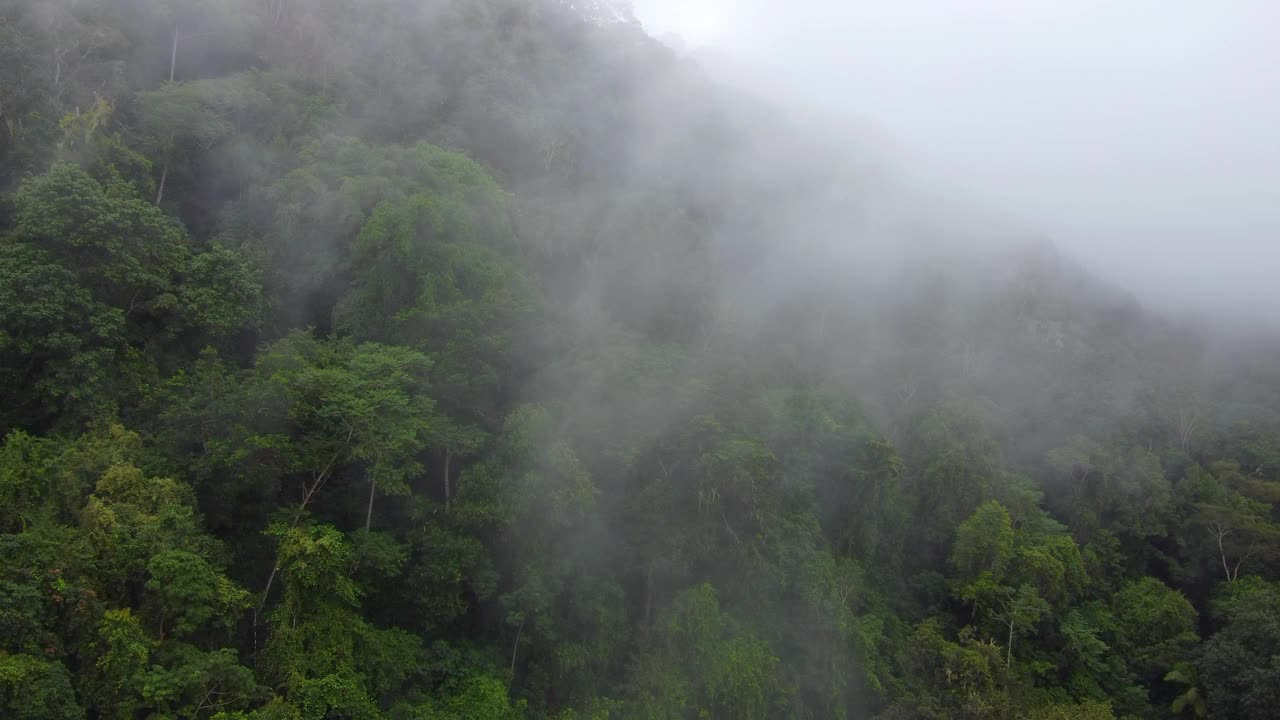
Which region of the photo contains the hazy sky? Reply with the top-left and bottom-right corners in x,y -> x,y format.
632,0 -> 1280,325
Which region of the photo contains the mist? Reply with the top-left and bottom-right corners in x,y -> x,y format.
636,0 -> 1280,328
4,1 -> 1280,718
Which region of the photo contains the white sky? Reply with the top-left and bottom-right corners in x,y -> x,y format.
632,0 -> 1280,325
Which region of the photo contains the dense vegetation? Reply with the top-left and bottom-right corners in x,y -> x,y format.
3,1 -> 1280,718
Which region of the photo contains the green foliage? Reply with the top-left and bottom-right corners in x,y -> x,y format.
903,406 -> 1003,549
1197,578 -> 1280,720
1025,700 -> 1117,720
890,618 -> 1013,718
1109,578 -> 1198,682
86,607 -> 152,717
949,500 -> 1086,648
1011,533 -> 1087,605
81,463 -> 213,599
263,524 -> 379,720
139,643 -> 263,717
0,431 -> 60,532
1164,662 -> 1207,718
253,332 -> 440,525
0,164 -> 261,427
0,652 -> 83,720
136,84 -> 235,163
337,187 -> 531,421
991,584 -> 1051,667
625,583 -> 787,720
1057,606 -> 1117,697
144,550 -> 251,639
404,674 -> 525,720
401,520 -> 496,630
0,2 -> 1276,719
951,500 -> 1016,583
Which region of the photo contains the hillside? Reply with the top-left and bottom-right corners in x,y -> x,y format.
2,1 -> 1279,719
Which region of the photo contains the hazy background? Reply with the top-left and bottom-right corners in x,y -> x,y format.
633,0 -> 1280,328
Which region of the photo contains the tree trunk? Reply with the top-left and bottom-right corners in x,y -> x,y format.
169,25 -> 180,82
252,565 -> 279,651
252,463 -> 337,651
1178,407 -> 1199,452
1213,526 -> 1233,582
155,163 -> 168,205
509,619 -> 525,680
365,478 -> 376,531
443,448 -> 452,514
1006,621 -> 1014,667
643,561 -> 654,626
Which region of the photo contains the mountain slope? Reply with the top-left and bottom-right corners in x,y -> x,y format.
2,2 -> 1279,719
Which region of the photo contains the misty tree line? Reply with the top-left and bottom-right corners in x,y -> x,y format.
2,0 -> 1280,718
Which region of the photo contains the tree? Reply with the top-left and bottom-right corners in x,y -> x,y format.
140,642 -> 263,717
1009,532 -> 1086,606
7,0 -> 128,108
624,583 -> 786,720
263,523 -> 416,720
80,463 -> 216,601
454,405 -> 597,686
335,148 -> 531,432
950,501 -> 1015,584
1164,662 -> 1207,718
0,652 -> 83,720
0,431 -> 63,532
253,332 -> 439,530
889,618 -> 1012,718
249,333 -> 439,635
231,138 -> 513,334
1183,462 -> 1280,583
1198,578 -> 1280,720
136,84 -> 233,204
0,235 -> 127,428
126,0 -> 255,83
989,583 -> 1049,667
902,406 -> 1003,551
143,550 -> 250,641
1109,577 -> 1198,684
0,164 -> 261,428
1056,605 -> 1122,700
0,17 -> 61,185
84,608 -> 152,718
559,1 -> 638,26
949,501 -> 1085,618
401,673 -> 525,720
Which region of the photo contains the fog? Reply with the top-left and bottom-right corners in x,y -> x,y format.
7,2 -> 1280,717
634,0 -> 1280,327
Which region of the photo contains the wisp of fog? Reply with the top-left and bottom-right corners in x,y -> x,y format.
637,0 -> 1280,329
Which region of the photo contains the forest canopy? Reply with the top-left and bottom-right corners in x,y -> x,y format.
2,1 -> 1279,719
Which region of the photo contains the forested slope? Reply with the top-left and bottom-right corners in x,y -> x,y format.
2,1 -> 1279,719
